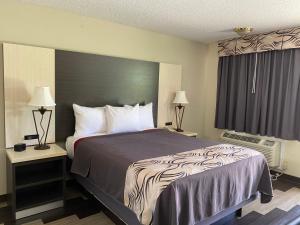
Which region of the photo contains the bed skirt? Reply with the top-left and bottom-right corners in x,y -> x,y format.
74,174 -> 258,225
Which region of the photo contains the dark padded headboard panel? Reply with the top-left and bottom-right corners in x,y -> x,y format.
55,50 -> 159,142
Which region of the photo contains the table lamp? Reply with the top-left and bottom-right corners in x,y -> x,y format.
173,91 -> 189,132
28,86 -> 55,150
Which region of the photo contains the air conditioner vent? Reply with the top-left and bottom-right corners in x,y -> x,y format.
223,132 -> 261,144
221,131 -> 282,168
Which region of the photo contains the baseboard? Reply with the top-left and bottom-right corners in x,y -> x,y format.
280,174 -> 300,185
271,170 -> 300,185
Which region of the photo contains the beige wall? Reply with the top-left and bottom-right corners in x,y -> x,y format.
0,44 -> 5,195
202,44 -> 222,140
203,43 -> 300,178
158,63 -> 182,127
0,0 -> 208,194
3,43 -> 55,148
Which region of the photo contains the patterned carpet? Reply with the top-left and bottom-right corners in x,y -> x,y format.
0,176 -> 300,225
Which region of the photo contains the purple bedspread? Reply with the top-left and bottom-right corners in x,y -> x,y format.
71,129 -> 273,225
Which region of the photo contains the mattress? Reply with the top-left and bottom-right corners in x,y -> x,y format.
65,132 -> 107,158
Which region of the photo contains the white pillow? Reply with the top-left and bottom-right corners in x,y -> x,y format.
139,103 -> 154,130
73,104 -> 106,137
106,105 -> 141,134
125,103 -> 154,130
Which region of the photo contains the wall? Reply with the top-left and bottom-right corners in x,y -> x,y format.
0,44 -> 5,195
0,0 -> 208,194
158,63 -> 182,127
3,43 -> 55,148
203,43 -> 300,178
202,44 -> 221,140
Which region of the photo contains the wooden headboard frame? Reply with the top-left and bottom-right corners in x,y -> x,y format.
55,50 -> 159,142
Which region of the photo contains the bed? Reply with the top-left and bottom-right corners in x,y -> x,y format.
65,129 -> 272,225
55,49 -> 273,225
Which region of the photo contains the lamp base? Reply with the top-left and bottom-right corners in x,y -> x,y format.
34,144 -> 50,150
175,128 -> 184,132
32,108 -> 53,151
174,105 -> 185,134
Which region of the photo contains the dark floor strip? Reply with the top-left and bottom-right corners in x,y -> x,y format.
248,208 -> 286,225
268,205 -> 300,225
237,211 -> 263,225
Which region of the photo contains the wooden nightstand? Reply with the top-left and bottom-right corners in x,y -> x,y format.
6,144 -> 67,220
167,128 -> 198,138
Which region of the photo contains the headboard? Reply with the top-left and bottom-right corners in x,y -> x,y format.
55,50 -> 159,142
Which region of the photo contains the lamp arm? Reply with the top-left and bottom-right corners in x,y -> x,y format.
179,106 -> 185,130
32,110 -> 41,146
175,106 -> 179,131
44,110 -> 52,145
39,113 -> 46,145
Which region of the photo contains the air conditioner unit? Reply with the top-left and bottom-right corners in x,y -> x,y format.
220,130 -> 281,168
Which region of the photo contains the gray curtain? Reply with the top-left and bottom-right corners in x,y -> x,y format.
215,48 -> 300,140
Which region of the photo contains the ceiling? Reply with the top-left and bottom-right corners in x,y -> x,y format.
19,0 -> 300,43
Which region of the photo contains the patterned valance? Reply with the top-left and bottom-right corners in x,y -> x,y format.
218,27 -> 300,57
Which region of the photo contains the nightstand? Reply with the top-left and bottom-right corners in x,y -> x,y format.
6,144 -> 67,220
167,128 -> 198,138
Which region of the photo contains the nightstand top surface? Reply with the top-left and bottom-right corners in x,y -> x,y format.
179,131 -> 198,137
6,144 -> 66,163
167,128 -> 198,137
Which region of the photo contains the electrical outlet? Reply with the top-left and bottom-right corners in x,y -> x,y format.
24,134 -> 39,140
